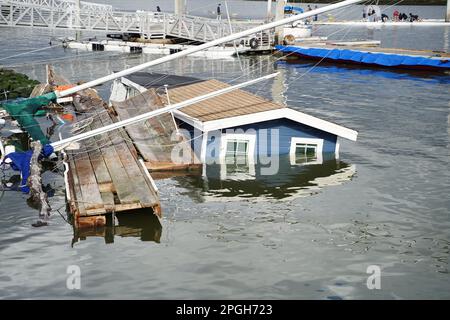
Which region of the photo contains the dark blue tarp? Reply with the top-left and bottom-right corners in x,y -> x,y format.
276,45 -> 450,70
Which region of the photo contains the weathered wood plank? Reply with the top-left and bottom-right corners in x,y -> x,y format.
63,83 -> 161,221
68,157 -> 87,217
94,110 -> 142,205
112,89 -> 199,168
96,107 -> 159,207
73,149 -> 105,212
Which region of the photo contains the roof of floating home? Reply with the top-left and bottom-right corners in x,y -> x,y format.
121,72 -> 204,90
164,79 -> 358,141
121,75 -> 358,141
165,79 -> 285,122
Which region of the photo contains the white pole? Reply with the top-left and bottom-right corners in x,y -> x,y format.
446,0 -> 450,22
52,73 -> 279,151
275,0 -> 287,44
224,0 -> 241,61
74,0 -> 81,41
267,0 -> 273,21
174,0 -> 185,16
57,0 -> 366,98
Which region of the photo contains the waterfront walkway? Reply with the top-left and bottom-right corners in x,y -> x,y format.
0,0 -> 266,43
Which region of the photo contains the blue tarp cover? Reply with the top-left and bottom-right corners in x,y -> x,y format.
284,6 -> 304,13
2,144 -> 54,193
276,45 -> 450,70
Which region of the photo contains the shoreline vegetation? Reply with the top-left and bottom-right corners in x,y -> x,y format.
0,69 -> 39,101
246,0 -> 446,5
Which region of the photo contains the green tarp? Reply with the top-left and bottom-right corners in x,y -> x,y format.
1,92 -> 57,144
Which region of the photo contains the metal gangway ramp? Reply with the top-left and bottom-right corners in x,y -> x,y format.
0,0 -> 273,47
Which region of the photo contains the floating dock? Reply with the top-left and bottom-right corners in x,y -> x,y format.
64,89 -> 162,229
49,71 -> 201,229
276,42 -> 450,71
67,40 -> 248,59
312,20 -> 450,27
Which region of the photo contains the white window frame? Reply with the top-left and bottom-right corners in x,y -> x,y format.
289,137 -> 324,165
220,133 -> 256,164
219,133 -> 256,180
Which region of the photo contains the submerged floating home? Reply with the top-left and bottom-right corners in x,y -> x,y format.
110,73 -> 358,174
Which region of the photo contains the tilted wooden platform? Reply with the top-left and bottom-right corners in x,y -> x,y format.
64,90 -> 161,229
111,88 -> 201,172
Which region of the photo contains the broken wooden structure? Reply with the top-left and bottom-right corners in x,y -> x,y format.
64,90 -> 161,229
110,88 -> 201,172
35,68 -> 161,230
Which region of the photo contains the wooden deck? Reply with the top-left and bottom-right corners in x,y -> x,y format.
63,89 -> 161,229
111,88 -> 201,172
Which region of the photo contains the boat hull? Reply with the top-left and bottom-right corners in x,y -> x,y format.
276,46 -> 450,72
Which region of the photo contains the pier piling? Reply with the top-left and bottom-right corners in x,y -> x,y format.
447,0 -> 450,22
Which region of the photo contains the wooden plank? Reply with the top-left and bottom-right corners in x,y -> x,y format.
113,90 -> 180,163
29,83 -> 51,97
98,142 -> 140,205
113,101 -> 161,162
73,149 -> 105,212
81,100 -> 144,206
68,157 -> 87,217
113,141 -> 160,207
95,110 -> 149,205
66,88 -> 161,218
100,192 -> 115,212
77,216 -> 106,229
146,161 -> 202,172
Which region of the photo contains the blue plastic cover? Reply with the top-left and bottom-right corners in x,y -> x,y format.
276,45 -> 450,70
284,6 -> 304,13
2,144 -> 54,193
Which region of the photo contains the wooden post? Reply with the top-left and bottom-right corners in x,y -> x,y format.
28,141 -> 51,226
275,0 -> 287,45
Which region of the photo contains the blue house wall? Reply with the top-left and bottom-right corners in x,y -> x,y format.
232,118 -> 337,155
177,118 -> 338,161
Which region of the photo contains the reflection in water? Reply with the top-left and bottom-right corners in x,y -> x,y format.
174,155 -> 356,202
72,210 -> 162,245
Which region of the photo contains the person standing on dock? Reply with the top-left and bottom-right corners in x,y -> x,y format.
393,10 -> 399,21
314,5 -> 318,21
305,5 -> 312,23
217,4 -> 222,20
156,6 -> 161,13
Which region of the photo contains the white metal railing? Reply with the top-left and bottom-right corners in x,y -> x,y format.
0,0 -> 273,48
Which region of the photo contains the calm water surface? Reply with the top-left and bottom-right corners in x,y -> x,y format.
0,1 -> 449,299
